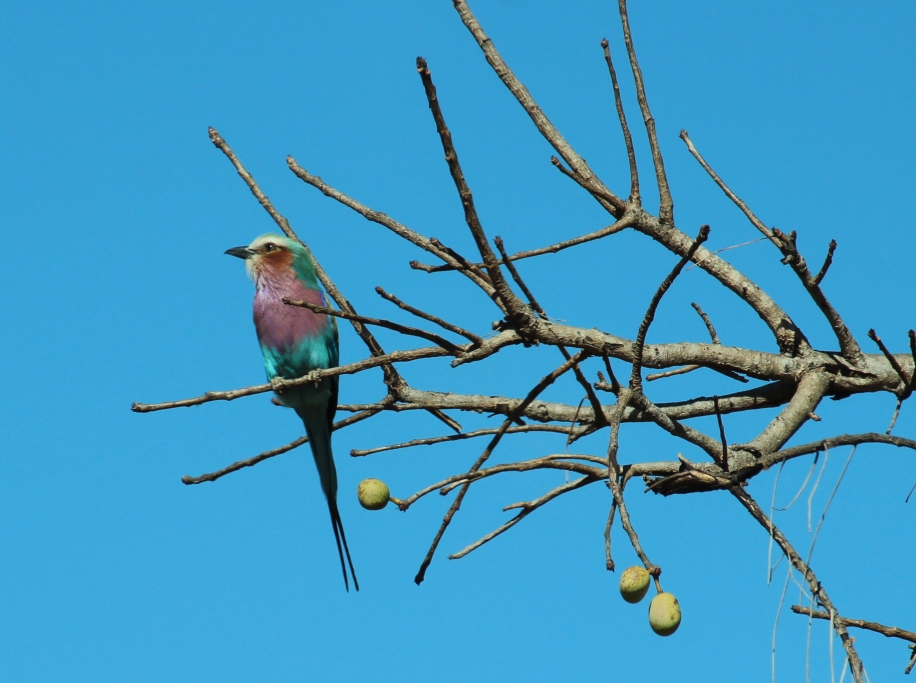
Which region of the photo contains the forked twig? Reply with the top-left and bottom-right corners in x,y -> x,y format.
412,349 -> 592,584
617,0 -> 672,223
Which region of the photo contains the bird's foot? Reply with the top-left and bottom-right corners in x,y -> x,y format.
270,377 -> 287,394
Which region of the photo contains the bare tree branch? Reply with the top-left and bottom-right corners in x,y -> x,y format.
448,475 -> 599,560
630,225 -> 710,391
791,604 -> 916,645
416,56 -> 527,316
181,402 -> 392,485
375,287 -> 483,345
601,38 -> 639,203
813,239 -> 837,286
617,0 -> 672,223
451,0 -> 626,217
731,486 -> 864,682
349,424 -> 578,457
744,371 -> 831,457
410,216 -> 632,273
286,155 -> 500,304
283,297 -> 464,354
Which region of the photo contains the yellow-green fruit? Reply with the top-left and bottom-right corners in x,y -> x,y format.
648,592 -> 681,636
357,478 -> 390,510
619,566 -> 651,604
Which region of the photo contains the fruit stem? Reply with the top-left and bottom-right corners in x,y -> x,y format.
653,576 -> 663,594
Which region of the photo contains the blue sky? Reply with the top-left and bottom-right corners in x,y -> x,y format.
2,0 -> 914,681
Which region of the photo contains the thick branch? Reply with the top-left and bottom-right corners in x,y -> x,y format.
744,371 -> 830,456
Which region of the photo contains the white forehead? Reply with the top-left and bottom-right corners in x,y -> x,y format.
249,234 -> 289,251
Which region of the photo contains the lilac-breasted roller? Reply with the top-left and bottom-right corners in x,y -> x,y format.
226,233 -> 358,591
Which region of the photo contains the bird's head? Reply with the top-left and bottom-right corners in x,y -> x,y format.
225,233 -> 317,285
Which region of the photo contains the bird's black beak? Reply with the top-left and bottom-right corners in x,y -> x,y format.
225,246 -> 255,260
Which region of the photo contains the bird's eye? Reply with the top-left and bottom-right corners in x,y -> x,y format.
264,243 -> 275,252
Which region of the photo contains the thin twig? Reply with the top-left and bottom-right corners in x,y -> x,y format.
494,236 -> 544,315
691,302 -> 720,344
791,605 -> 916,643
617,0 -> 672,223
607,390 -> 659,575
416,57 -> 526,315
132,346 -> 451,413
867,329 -> 911,393
412,349 -> 592,584
646,364 -> 701,381
286,155 -> 500,304
419,457 -> 607,501
411,217 -> 631,273
601,38 -> 639,203
646,364 -> 748,383
679,130 -> 774,241
714,396 -> 728,470
604,495 -> 620,571
550,155 -> 630,211
181,405 -> 389,484
630,225 -> 710,391
814,240 -> 838,286
451,0 -> 626,217
759,432 -> 916,466
283,297 -> 463,354
448,475 -> 598,560
376,287 -> 483,344
349,424 -> 577,457
428,237 -> 493,284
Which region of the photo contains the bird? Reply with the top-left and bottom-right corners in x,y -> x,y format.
226,232 -> 358,591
